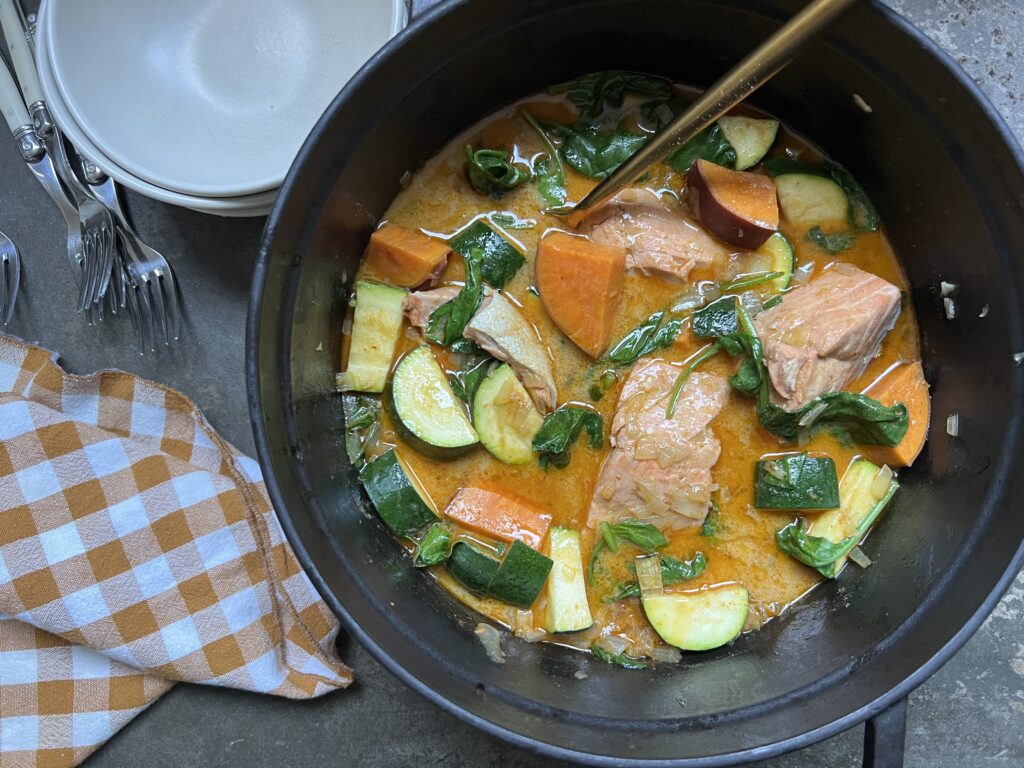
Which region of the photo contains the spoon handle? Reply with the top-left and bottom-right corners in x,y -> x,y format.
570,0 -> 861,222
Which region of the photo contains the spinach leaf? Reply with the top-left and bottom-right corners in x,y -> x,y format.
520,110 -> 567,208
449,356 -> 496,404
342,395 -> 381,465
449,220 -> 525,289
667,124 -> 737,172
607,311 -> 683,367
465,145 -> 530,196
807,226 -> 855,255
700,503 -> 723,538
757,391 -> 909,447
426,247 -> 484,346
755,453 -> 840,510
688,297 -> 765,396
558,126 -> 647,180
826,162 -> 880,232
550,70 -> 673,120
590,643 -> 648,669
607,552 -> 707,601
665,342 -> 722,419
692,296 -> 740,338
588,519 -> 667,583
413,523 -> 454,567
533,405 -> 603,469
776,519 -> 853,569
449,338 -> 484,356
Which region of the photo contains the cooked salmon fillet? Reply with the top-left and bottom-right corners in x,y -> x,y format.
754,264 -> 901,411
588,361 -> 730,531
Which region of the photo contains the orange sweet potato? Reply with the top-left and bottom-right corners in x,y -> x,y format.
364,223 -> 450,287
444,487 -> 552,550
864,361 -> 931,467
687,159 -> 779,249
535,232 -> 626,358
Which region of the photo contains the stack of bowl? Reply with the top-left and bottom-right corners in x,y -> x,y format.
36,0 -> 407,216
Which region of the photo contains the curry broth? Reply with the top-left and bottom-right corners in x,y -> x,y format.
351,88 -> 920,654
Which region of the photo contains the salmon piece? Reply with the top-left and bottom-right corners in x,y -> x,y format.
754,265 -> 902,411
465,292 -> 558,413
588,361 -> 730,531
365,224 -> 450,288
402,286 -> 460,329
445,487 -> 552,550
863,361 -> 931,467
535,232 -> 626,358
577,189 -> 730,282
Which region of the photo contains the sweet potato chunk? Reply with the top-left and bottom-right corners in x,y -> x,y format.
364,224 -> 450,287
535,232 -> 626,358
864,361 -> 930,467
444,487 -> 553,550
687,159 -> 779,249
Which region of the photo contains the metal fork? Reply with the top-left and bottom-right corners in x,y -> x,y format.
81,161 -> 181,347
0,230 -> 20,324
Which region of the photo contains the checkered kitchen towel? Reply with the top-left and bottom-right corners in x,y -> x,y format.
0,336 -> 350,767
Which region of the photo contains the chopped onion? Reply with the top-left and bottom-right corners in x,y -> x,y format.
649,646 -> 683,664
831,262 -> 860,276
943,297 -> 956,320
940,281 -> 958,297
852,93 -> 873,113
946,413 -> 960,438
979,305 -> 990,318
335,372 -> 350,392
871,464 -> 894,498
635,555 -> 664,595
797,429 -> 811,448
798,400 -> 829,428
341,314 -> 353,335
474,624 -> 505,664
719,486 -> 732,503
848,546 -> 873,568
671,286 -> 703,313
792,262 -> 816,286
513,610 -> 545,642
699,281 -> 722,305
763,460 -> 786,480
573,670 -> 589,680
739,290 -> 764,318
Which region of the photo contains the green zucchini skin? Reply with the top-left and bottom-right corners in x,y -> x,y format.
758,232 -> 795,293
359,450 -> 439,537
390,346 -> 479,460
489,541 -> 554,608
447,542 -> 502,593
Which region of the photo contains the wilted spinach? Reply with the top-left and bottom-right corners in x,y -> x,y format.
667,124 -> 737,172
590,643 -> 648,669
448,220 -> 525,289
757,392 -> 909,447
342,395 -> 381,466
449,355 -> 496,404
588,519 -> 667,583
755,453 -> 840,510
532,405 -> 603,469
775,519 -> 853,570
426,247 -> 484,346
807,226 -> 855,255
413,523 -> 454,567
607,311 -> 683,367
465,145 -> 530,196
550,70 -> 673,120
520,110 -> 568,208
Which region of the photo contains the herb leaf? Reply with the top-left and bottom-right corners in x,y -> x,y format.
533,405 -> 603,469
550,70 -> 673,120
590,643 -> 648,669
413,523 -> 454,567
776,519 -> 853,569
587,518 -> 667,584
755,453 -> 840,510
448,221 -> 525,289
426,248 -> 484,346
558,126 -> 648,180
826,162 -> 880,232
667,124 -> 737,172
700,503 -> 723,538
449,356 -> 496,404
520,110 -> 567,208
807,226 -> 855,255
608,311 -> 683,367
757,392 -> 909,447
342,395 -> 381,465
465,145 -> 530,196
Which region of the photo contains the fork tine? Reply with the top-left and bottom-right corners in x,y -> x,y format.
148,274 -> 169,346
5,249 -> 20,325
160,264 -> 181,342
0,259 -> 8,325
78,230 -> 95,312
96,226 -> 115,303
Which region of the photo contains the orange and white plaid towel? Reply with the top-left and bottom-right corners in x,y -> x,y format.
0,336 -> 350,767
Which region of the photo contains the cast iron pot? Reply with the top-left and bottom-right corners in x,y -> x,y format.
247,0 -> 1024,764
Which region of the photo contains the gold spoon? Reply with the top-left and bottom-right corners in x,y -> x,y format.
567,0 -> 861,226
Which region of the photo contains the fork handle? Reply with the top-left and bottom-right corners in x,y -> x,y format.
0,54 -> 30,134
0,0 -> 42,108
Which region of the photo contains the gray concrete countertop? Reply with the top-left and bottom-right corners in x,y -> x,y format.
1,1 -> 1021,765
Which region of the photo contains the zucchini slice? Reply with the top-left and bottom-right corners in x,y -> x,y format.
756,232 -> 795,293
473,364 -> 543,465
339,281 -> 408,393
359,449 -> 439,537
447,541 -> 501,593
489,540 -> 553,608
716,116 -> 779,171
807,459 -> 899,578
641,584 -> 750,652
544,528 -> 593,633
390,346 -> 479,459
773,174 -> 849,228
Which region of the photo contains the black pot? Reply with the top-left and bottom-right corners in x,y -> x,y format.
247,1 -> 1024,764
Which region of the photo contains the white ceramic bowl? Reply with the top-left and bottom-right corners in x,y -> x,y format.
45,0 -> 407,199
